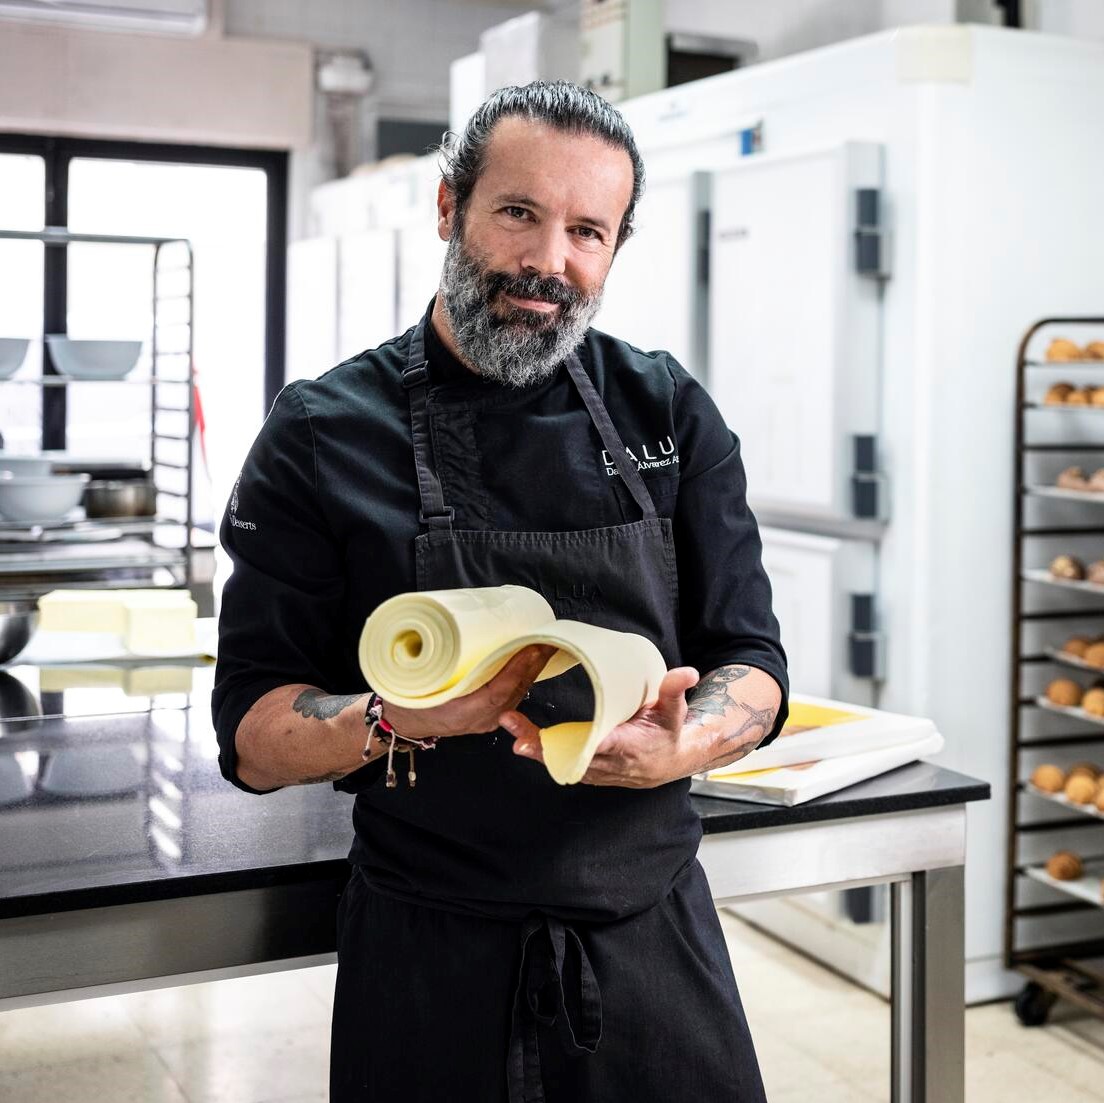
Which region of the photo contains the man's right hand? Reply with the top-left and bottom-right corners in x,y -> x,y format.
379,643 -> 559,742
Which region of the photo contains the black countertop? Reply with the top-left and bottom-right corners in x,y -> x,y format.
0,663 -> 989,921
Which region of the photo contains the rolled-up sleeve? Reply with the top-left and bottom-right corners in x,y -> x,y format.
212,384 -> 347,792
667,357 -> 789,747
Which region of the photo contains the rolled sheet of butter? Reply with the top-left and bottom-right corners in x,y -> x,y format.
37,589 -> 198,655
358,584 -> 667,785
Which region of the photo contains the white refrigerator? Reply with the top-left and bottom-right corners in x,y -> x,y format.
597,23 -> 1104,1003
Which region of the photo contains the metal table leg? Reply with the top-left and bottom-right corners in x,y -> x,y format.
890,865 -> 965,1103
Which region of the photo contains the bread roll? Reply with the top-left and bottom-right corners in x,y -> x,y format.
1065,774 -> 1097,804
1083,687 -> 1104,716
1083,340 -> 1104,360
1047,338 -> 1084,362
1066,386 -> 1093,405
1045,382 -> 1076,404
1057,466 -> 1088,490
1088,560 -> 1104,585
1063,635 -> 1092,657
1068,761 -> 1100,781
1090,469 -> 1104,492
1046,850 -> 1083,880
1050,554 -> 1087,580
1083,642 -> 1104,668
1031,763 -> 1066,792
1046,678 -> 1083,707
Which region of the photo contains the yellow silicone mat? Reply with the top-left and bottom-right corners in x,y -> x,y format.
357,584 -> 667,785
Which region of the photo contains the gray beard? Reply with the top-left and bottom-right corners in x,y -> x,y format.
438,231 -> 603,389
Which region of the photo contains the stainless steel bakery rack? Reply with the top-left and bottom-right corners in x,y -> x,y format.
1006,314 -> 1104,1027
0,227 -> 198,595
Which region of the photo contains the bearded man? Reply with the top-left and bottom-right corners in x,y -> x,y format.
214,81 -> 788,1103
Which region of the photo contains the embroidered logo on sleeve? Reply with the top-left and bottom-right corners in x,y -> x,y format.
602,436 -> 678,477
229,474 -> 257,531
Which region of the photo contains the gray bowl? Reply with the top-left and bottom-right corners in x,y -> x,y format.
0,338 -> 30,380
45,336 -> 143,381
0,601 -> 38,664
0,473 -> 90,522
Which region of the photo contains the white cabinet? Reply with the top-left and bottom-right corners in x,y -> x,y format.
596,171 -> 709,380
759,526 -> 877,706
709,143 -> 883,522
397,224 -> 447,333
286,237 -> 338,384
337,230 -> 397,362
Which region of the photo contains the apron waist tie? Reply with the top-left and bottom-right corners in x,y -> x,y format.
507,914 -> 602,1103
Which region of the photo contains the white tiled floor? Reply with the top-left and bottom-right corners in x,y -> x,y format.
2,910 -> 1103,1102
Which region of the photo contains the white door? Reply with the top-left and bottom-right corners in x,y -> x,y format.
709,143 -> 883,522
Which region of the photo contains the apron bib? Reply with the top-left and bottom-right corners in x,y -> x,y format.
352,317 -> 701,922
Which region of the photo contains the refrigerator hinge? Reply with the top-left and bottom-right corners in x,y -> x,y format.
697,208 -> 711,286
849,593 -> 885,681
854,188 -> 891,279
851,434 -> 889,520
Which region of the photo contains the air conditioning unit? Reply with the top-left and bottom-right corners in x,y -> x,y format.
0,0 -> 208,36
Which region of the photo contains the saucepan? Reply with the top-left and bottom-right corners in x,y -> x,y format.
83,479 -> 157,519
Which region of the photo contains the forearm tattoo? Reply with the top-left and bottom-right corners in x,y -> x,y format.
684,664 -> 751,726
686,665 -> 778,773
292,689 -> 365,721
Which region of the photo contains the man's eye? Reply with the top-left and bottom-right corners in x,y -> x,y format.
575,227 -> 599,240
504,206 -> 528,219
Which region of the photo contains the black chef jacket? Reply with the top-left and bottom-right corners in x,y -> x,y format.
213,313 -> 789,812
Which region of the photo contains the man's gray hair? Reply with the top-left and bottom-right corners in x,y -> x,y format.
437,80 -> 645,250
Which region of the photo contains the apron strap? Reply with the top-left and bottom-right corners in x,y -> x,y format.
403,320 -> 455,532
564,354 -> 657,521
508,914 -> 603,1103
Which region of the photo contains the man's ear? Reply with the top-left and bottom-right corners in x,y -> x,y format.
437,180 -> 456,243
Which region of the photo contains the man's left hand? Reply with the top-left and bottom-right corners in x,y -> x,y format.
497,666 -> 702,788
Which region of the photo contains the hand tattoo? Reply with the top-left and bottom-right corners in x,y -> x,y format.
685,665 -> 751,727
292,689 -> 366,721
699,701 -> 779,773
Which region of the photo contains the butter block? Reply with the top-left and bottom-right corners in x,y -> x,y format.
38,591 -> 128,634
37,589 -> 197,654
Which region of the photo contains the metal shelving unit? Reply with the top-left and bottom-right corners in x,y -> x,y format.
0,226 -> 196,593
1006,314 -> 1104,1027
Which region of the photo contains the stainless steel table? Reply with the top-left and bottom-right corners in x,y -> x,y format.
0,663 -> 988,1103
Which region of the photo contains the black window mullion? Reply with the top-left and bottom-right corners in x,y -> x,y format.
42,139 -> 69,450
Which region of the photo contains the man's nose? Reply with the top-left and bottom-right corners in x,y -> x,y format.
519,223 -> 568,278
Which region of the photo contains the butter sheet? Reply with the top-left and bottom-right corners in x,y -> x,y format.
358,584 -> 667,785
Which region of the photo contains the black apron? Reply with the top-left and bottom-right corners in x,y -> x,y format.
331,317 -> 766,1102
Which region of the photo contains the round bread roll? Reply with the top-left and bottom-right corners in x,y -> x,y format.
1096,787 -> 1104,813
1066,387 -> 1093,405
1083,687 -> 1104,716
1091,387 -> 1104,408
1084,340 -> 1104,361
1047,338 -> 1084,362
1087,561 -> 1104,586
1031,763 -> 1066,792
1045,382 -> 1076,404
1047,850 -> 1084,880
1083,641 -> 1104,668
1090,469 -> 1104,492
1063,635 -> 1092,657
1065,774 -> 1096,804
1057,466 -> 1089,490
1068,762 -> 1100,781
1046,678 -> 1083,707
1051,554 -> 1087,580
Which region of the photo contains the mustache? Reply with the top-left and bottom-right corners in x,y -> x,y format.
482,270 -> 583,309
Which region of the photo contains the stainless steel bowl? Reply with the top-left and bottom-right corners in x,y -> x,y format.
0,601 -> 38,664
83,479 -> 157,519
